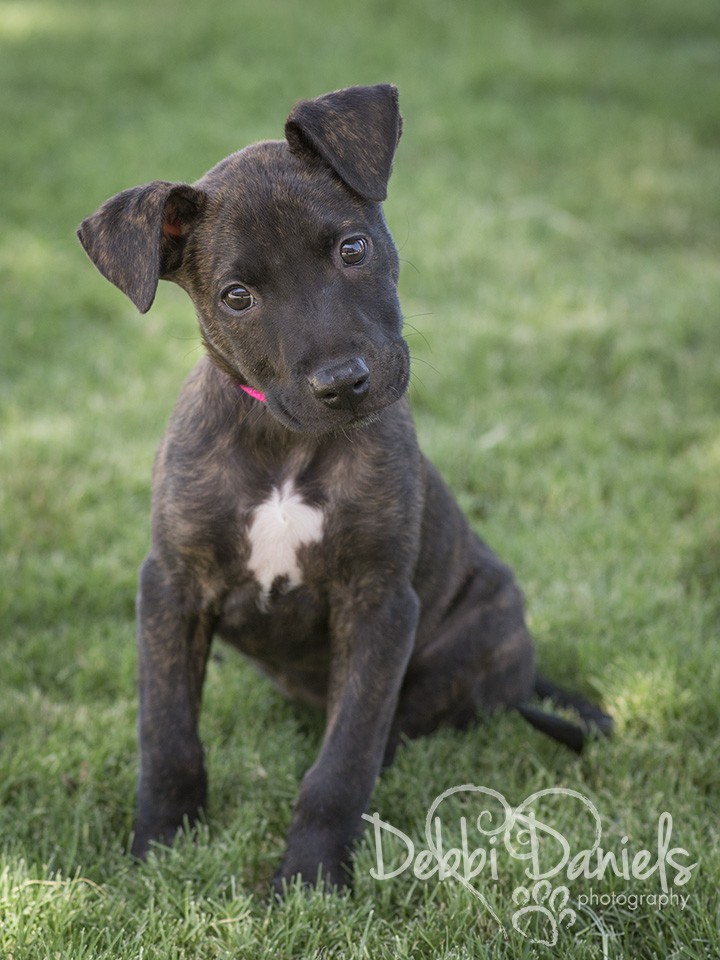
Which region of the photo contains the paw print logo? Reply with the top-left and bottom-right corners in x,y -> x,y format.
511,880 -> 577,946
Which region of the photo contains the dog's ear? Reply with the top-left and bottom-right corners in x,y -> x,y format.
77,181 -> 206,313
285,84 -> 402,202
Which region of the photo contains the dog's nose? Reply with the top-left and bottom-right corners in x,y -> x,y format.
308,357 -> 371,410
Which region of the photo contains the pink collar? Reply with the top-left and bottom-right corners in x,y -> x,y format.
236,382 -> 267,403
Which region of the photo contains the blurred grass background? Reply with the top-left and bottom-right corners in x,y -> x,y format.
1,0 -> 719,957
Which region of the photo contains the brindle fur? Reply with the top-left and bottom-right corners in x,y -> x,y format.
78,84 -> 610,892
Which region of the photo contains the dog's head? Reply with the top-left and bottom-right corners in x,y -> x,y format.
78,84 -> 409,434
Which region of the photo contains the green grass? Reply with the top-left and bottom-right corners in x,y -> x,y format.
2,0 -> 720,956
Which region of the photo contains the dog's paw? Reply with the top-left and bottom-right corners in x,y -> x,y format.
130,811 -> 202,860
130,820 -> 179,859
272,856 -> 352,898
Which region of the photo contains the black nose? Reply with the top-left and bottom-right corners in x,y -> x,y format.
308,356 -> 371,410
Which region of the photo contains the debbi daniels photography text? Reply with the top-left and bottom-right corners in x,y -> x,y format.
362,783 -> 697,946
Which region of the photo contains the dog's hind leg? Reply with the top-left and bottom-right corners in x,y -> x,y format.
385,558 -> 612,764
383,566 -> 536,765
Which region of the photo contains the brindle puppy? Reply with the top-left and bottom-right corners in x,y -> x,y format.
78,84 -> 611,892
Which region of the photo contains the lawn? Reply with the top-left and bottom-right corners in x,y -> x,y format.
1,0 -> 719,957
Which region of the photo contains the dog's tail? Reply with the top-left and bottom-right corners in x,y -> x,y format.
516,674 -> 613,754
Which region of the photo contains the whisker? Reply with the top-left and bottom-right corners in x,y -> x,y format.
183,343 -> 206,362
403,321 -> 433,353
393,214 -> 411,253
398,256 -> 421,277
222,389 -> 245,431
409,354 -> 441,376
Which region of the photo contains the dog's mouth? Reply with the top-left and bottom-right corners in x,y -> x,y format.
223,339 -> 410,435
267,391 -> 401,436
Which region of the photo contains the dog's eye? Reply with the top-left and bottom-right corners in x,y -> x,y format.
340,237 -> 368,266
221,285 -> 256,312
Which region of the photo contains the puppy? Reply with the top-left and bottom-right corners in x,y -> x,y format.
78,84 -> 610,891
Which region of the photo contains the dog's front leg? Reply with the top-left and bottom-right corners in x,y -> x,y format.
131,554 -> 214,858
274,583 -> 419,893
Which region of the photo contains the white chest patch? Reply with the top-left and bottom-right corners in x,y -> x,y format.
246,479 -> 324,606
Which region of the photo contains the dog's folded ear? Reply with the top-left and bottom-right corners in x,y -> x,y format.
77,181 -> 206,313
285,84 -> 402,202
